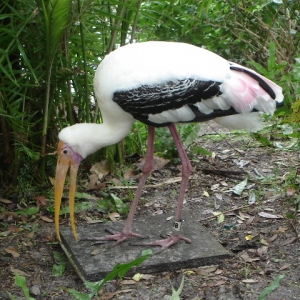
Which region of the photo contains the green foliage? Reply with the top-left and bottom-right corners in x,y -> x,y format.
67,249 -> 152,299
52,251 -> 67,277
1,0 -> 299,188
8,274 -> 36,300
170,275 -> 185,300
258,275 -> 285,300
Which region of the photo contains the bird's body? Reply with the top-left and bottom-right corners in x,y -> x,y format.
55,41 -> 283,250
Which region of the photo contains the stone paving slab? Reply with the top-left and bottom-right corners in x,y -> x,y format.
60,209 -> 231,282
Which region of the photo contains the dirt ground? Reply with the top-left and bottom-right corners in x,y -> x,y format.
1,122 -> 300,300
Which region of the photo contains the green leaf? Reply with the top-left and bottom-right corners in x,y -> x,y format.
111,193 -> 128,214
52,251 -> 67,277
52,264 -> 66,277
15,207 -> 39,215
258,275 -> 285,300
267,42 -> 276,71
14,274 -> 35,300
67,249 -> 152,299
170,275 -> 185,300
217,213 -> 225,223
231,177 -> 248,196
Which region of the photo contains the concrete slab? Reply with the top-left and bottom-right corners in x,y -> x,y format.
60,209 -> 231,282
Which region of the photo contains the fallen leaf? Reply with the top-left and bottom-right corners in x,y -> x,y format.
26,231 -> 34,239
183,270 -> 195,275
258,212 -> 282,219
90,160 -> 110,179
0,198 -> 12,204
5,248 -> 20,258
260,238 -> 269,246
280,237 -> 297,246
269,234 -> 278,242
279,263 -> 290,270
231,177 -> 248,195
206,280 -> 225,287
121,280 -> 136,285
242,279 -> 257,284
90,248 -> 102,256
286,187 -> 296,197
196,266 -> 217,276
135,156 -> 169,170
241,252 -> 260,262
203,191 -> 210,197
273,227 -> 288,234
101,293 -> 116,300
86,216 -> 103,224
10,268 -> 29,276
245,235 -> 254,241
40,215 -> 53,223
256,246 -> 268,257
141,274 -> 155,280
124,169 -> 140,181
108,212 -> 120,222
8,226 -> 20,233
132,273 -> 143,281
0,230 -> 10,236
35,195 -> 47,207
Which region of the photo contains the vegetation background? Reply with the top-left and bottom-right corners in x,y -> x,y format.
0,0 -> 299,191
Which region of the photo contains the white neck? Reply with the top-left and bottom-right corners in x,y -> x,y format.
59,118 -> 134,159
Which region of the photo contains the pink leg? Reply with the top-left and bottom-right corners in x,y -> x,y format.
83,126 -> 155,244
132,124 -> 192,251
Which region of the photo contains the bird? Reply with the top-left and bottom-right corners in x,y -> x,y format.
54,41 -> 283,251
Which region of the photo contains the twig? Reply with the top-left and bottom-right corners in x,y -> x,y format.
198,204 -> 253,222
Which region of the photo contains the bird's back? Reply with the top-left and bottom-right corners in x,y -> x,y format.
94,41 -> 283,130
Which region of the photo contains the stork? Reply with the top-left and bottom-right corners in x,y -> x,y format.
55,41 -> 283,251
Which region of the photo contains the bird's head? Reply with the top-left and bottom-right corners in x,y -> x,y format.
54,140 -> 83,241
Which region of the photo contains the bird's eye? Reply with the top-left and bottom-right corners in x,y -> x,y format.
63,150 -> 68,154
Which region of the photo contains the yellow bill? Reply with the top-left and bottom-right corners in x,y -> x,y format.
54,141 -> 82,241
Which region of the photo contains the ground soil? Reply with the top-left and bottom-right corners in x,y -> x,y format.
1,122 -> 300,300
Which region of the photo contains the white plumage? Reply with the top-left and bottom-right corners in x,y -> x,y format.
55,41 -> 283,250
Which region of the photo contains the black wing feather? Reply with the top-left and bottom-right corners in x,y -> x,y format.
113,79 -> 222,121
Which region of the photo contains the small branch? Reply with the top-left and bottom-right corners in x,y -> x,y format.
198,204 -> 253,222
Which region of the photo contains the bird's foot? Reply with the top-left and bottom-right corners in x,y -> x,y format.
131,234 -> 191,253
81,227 -> 148,245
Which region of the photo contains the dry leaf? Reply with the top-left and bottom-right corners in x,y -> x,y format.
35,195 -> 47,207
86,216 -> 103,224
108,212 -> 120,222
240,252 -> 259,262
203,191 -> 210,197
281,237 -> 297,246
26,231 -> 34,239
124,169 -> 140,181
91,248 -> 102,256
286,187 -> 296,197
279,263 -> 290,270
196,266 -> 217,276
135,156 -> 169,170
90,160 -> 110,176
258,212 -> 282,219
132,273 -> 143,281
8,226 -> 20,233
101,293 -> 116,300
5,248 -> 20,258
10,268 -> 29,276
40,215 -> 53,223
269,234 -> 278,242
273,227 -> 288,234
242,279 -> 257,284
206,280 -> 225,287
0,198 -> 12,204
141,274 -> 155,280
121,280 -> 136,285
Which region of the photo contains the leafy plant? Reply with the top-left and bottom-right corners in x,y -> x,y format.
8,274 -> 35,300
258,274 -> 285,300
66,249 -> 152,299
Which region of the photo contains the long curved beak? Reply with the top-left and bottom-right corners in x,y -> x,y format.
54,141 -> 81,241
